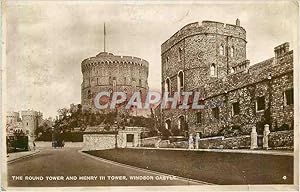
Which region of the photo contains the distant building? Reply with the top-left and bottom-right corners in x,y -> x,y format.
6,112 -> 21,136
6,110 -> 43,149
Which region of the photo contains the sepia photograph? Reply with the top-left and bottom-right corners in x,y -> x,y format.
1,0 -> 299,191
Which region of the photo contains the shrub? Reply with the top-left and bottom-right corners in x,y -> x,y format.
275,123 -> 291,131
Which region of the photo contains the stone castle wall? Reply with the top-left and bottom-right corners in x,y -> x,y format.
83,134 -> 116,151
161,20 -> 294,139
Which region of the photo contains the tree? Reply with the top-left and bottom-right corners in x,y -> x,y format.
35,122 -> 49,137
57,108 -> 69,118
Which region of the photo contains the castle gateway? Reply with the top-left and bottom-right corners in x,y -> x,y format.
161,20 -> 293,138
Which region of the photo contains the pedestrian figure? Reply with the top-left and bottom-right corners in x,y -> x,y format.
33,141 -> 36,151
188,134 -> 194,149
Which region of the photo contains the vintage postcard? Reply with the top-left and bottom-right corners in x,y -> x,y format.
1,0 -> 299,191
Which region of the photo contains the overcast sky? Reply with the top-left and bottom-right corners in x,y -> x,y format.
5,1 -> 298,118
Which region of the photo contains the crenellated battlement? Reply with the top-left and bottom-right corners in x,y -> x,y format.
21,110 -> 39,117
230,60 -> 250,74
274,42 -> 290,59
81,51 -> 149,110
162,20 -> 246,53
7,111 -> 20,118
81,52 -> 149,72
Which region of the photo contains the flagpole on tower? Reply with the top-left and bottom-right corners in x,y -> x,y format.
104,23 -> 106,52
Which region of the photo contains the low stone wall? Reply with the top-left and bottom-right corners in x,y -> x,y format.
167,141 -> 188,148
139,130 -> 293,150
269,130 -> 294,150
198,135 -> 251,149
198,136 -> 224,149
221,135 -> 251,149
83,134 -> 116,151
140,136 -> 161,147
158,140 -> 170,148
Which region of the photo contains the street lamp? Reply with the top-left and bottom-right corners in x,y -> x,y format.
51,126 -> 54,148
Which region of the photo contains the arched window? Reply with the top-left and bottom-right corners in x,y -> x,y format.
219,45 -> 224,55
139,90 -> 143,99
87,90 -> 91,99
230,67 -> 235,74
178,116 -> 185,131
108,88 -> 113,97
178,48 -> 183,61
210,64 -> 216,77
124,88 -> 128,100
132,78 -> 136,91
177,71 -> 184,92
230,46 -> 234,57
108,76 -> 112,84
165,119 -> 171,130
165,77 -> 171,93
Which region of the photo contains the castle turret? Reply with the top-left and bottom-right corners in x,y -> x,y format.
6,112 -> 20,135
161,19 -> 247,136
6,111 -> 20,125
161,20 -> 247,93
21,110 -> 39,149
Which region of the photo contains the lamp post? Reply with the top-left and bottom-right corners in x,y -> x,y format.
51,126 -> 54,148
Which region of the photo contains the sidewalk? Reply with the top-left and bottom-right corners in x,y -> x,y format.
132,147 -> 294,156
7,150 -> 40,163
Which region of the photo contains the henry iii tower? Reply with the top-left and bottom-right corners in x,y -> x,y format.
81,51 -> 149,111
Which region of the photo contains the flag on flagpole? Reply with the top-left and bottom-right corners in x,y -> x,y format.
104,22 -> 106,52
104,23 -> 106,36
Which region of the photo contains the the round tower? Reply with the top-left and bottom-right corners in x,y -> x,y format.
81,52 -> 149,111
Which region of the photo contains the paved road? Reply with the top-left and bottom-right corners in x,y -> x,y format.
7,147 -> 200,187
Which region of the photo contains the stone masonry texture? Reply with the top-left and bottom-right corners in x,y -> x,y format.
81,52 -> 149,111
161,20 -> 294,140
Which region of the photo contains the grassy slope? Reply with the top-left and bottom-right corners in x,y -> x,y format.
85,148 -> 293,185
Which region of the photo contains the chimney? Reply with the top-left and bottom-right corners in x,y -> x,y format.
274,42 -> 289,59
